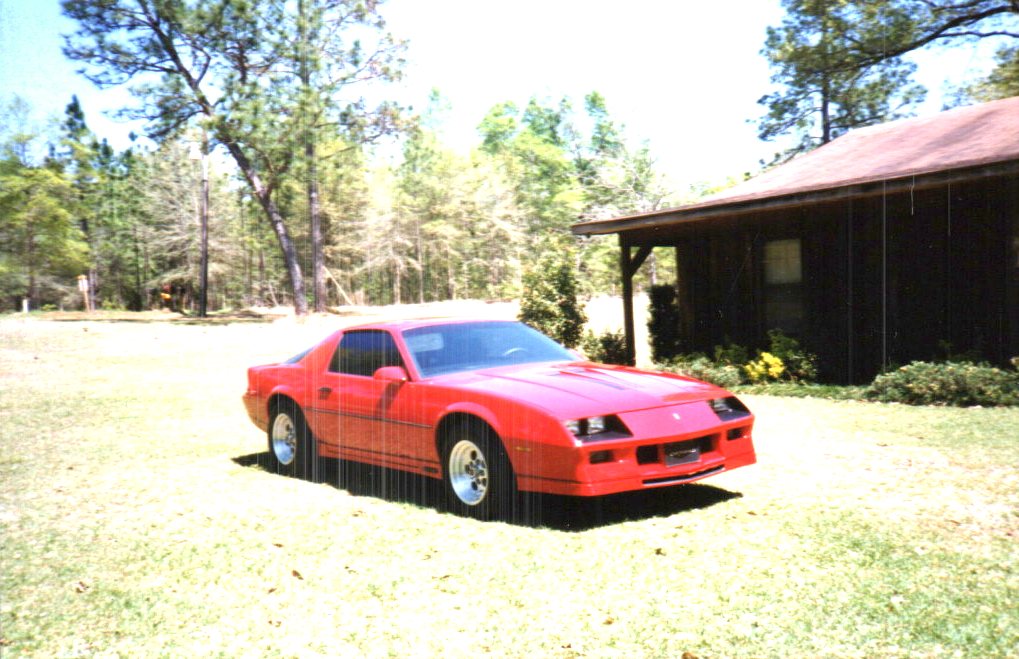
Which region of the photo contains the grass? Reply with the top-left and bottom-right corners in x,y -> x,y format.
1,315 -> 1017,657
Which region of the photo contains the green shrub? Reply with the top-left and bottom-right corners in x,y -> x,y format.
765,329 -> 818,382
580,330 -> 628,365
659,354 -> 745,389
647,284 -> 682,363
518,248 -> 587,348
713,342 -> 750,367
866,361 -> 1019,407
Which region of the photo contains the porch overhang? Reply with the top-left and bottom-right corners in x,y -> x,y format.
572,160 -> 1019,239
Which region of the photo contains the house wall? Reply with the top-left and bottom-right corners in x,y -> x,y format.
623,173 -> 1018,383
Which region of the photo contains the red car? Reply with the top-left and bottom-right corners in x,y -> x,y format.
243,319 -> 756,518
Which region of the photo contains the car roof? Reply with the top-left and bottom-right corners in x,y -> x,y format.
342,317 -> 521,333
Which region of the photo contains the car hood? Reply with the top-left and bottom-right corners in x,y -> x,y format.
445,361 -> 724,418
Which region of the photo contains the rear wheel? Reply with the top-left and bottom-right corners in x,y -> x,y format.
442,426 -> 515,519
267,400 -> 319,482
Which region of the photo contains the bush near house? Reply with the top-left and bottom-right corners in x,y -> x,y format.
580,329 -> 628,365
744,351 -> 785,383
659,355 -> 745,389
652,332 -> 1019,407
653,330 -> 818,389
763,329 -> 818,381
647,284 -> 683,363
518,249 -> 587,349
867,360 -> 1019,407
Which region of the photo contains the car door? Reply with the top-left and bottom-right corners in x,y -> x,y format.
310,329 -> 434,471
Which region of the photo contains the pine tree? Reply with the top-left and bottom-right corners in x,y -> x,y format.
758,0 -> 925,160
519,247 -> 587,348
62,0 -> 404,314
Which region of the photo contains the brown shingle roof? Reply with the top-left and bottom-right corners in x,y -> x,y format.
574,95 -> 1019,235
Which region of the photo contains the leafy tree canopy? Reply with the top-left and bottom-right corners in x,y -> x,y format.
759,0 -> 1018,160
955,43 -> 1019,101
61,0 -> 405,314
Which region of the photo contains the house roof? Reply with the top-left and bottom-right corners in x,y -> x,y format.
573,95 -> 1019,236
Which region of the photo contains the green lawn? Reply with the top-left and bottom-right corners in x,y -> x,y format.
1,316 -> 1017,657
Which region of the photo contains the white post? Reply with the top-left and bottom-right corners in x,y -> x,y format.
77,274 -> 91,312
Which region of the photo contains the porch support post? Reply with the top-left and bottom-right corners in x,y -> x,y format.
620,237 -> 653,366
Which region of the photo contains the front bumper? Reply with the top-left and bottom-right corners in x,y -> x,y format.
514,416 -> 756,497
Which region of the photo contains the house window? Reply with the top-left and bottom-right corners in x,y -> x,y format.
763,239 -> 804,334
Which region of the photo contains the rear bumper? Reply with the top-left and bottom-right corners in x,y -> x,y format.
242,393 -> 266,432
514,423 -> 756,497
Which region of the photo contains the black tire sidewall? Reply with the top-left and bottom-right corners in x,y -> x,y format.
267,400 -> 318,482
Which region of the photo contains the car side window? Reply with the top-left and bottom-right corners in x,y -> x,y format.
329,330 -> 404,377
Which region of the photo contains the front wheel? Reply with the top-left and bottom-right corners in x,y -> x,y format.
442,430 -> 515,520
267,400 -> 319,482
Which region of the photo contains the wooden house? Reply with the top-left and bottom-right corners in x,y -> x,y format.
572,96 -> 1019,383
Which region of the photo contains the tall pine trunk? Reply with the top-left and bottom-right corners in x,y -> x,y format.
223,139 -> 308,315
300,0 -> 326,312
308,140 -> 325,312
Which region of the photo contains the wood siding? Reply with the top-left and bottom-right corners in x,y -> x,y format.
621,174 -> 1019,383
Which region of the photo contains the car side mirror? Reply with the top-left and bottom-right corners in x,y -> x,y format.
373,365 -> 408,383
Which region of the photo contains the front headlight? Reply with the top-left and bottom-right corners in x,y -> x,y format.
586,415 -> 606,434
709,396 -> 750,421
709,398 -> 733,415
564,415 -> 609,437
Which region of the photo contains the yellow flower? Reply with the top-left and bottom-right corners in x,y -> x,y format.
745,352 -> 786,383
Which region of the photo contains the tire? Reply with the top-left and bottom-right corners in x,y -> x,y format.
442,424 -> 515,520
267,399 -> 319,482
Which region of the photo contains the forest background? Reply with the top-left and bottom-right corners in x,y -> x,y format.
2,0 -> 1017,316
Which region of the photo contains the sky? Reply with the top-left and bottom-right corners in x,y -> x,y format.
0,0 -> 1004,190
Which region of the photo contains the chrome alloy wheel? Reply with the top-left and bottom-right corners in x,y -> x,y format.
270,413 -> 297,466
448,439 -> 489,506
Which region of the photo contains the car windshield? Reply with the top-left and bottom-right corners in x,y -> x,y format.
403,321 -> 575,378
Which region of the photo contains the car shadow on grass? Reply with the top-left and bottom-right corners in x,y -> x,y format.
232,452 -> 741,531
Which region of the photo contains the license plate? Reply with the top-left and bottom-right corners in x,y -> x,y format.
664,440 -> 700,466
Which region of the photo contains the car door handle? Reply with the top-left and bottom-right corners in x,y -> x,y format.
318,386 -> 332,394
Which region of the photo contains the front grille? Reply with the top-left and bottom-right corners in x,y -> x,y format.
635,445 -> 658,465
634,435 -> 716,467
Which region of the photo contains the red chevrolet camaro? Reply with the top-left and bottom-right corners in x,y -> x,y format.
243,319 -> 756,518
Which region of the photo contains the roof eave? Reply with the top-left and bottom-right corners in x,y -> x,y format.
572,159 -> 1019,237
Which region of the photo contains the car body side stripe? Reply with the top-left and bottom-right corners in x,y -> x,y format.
307,407 -> 432,429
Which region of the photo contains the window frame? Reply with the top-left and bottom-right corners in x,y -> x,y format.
328,329 -> 406,378
762,237 -> 805,335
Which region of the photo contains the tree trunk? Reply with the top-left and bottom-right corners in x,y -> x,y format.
308,140 -> 325,312
394,261 -> 402,305
26,229 -> 37,309
416,217 -> 424,303
300,0 -> 326,313
222,139 -> 308,315
132,223 -> 143,311
258,247 -> 267,304
821,82 -> 832,144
